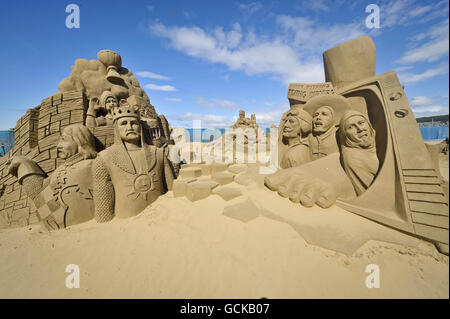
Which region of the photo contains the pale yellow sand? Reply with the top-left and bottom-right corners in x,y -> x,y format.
0,162 -> 448,298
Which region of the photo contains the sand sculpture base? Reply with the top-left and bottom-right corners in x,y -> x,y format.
0,162 -> 447,298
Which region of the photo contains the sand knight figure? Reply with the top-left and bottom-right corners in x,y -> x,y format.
93,99 -> 176,222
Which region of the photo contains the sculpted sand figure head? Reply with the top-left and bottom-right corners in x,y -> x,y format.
56,124 -> 97,160
100,91 -> 119,115
340,112 -> 376,149
312,105 -> 335,135
112,99 -> 142,147
339,110 -> 379,195
117,116 -> 141,145
282,109 -> 312,144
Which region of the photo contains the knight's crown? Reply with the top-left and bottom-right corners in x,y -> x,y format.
112,99 -> 140,121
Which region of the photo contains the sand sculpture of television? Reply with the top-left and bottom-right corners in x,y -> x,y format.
267,36 -> 449,255
0,50 -> 176,230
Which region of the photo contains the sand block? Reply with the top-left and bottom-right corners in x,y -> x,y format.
179,167 -> 202,179
210,162 -> 228,174
186,180 -> 219,202
234,172 -> 254,186
228,164 -> 248,174
222,196 -> 260,222
211,171 -> 235,185
212,186 -> 243,201
172,178 -> 197,197
198,163 -> 212,176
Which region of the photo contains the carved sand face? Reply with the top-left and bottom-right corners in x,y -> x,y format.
313,106 -> 334,134
57,133 -> 78,159
344,115 -> 373,148
105,96 -> 118,112
283,116 -> 301,138
117,117 -> 141,144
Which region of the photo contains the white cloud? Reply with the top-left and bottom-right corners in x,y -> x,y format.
144,84 -> 177,91
253,103 -> 289,127
136,71 -> 172,80
149,18 -> 365,84
303,0 -> 329,11
397,37 -> 449,64
412,104 -> 449,116
398,63 -> 449,83
167,113 -> 235,128
410,96 -> 437,107
166,98 -> 182,102
196,97 -> 240,110
394,66 -> 414,72
275,15 -> 365,55
238,2 -> 262,14
410,95 -> 449,117
380,0 -> 449,27
398,19 -> 449,64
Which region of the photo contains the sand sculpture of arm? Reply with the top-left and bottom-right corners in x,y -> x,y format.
93,155 -> 115,222
85,97 -> 99,129
7,155 -> 47,200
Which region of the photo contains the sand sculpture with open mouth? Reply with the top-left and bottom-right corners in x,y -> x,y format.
0,37 -> 448,258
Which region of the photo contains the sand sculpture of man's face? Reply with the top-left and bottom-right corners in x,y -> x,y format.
117,116 -> 141,144
313,106 -> 334,134
105,96 -> 118,113
282,115 -> 301,139
344,115 -> 374,148
56,132 -> 79,159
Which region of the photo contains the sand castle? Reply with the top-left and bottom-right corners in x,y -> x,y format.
0,37 -> 448,259
0,50 -> 177,230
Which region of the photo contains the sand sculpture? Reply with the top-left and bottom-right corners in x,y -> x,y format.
267,36 -> 449,255
0,50 -> 177,229
86,91 -> 118,128
339,110 -> 379,195
0,38 -> 447,258
93,99 -> 175,222
230,110 -> 258,131
279,108 -> 312,168
229,110 -> 259,145
6,124 -> 97,230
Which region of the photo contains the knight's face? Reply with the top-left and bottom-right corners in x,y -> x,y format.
57,132 -> 78,159
344,115 -> 373,148
117,117 -> 141,144
105,96 -> 118,112
282,116 -> 301,138
313,106 -> 334,134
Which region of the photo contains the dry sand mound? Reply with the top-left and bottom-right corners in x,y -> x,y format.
0,164 -> 448,298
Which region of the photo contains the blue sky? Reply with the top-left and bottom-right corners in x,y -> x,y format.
0,0 -> 448,130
